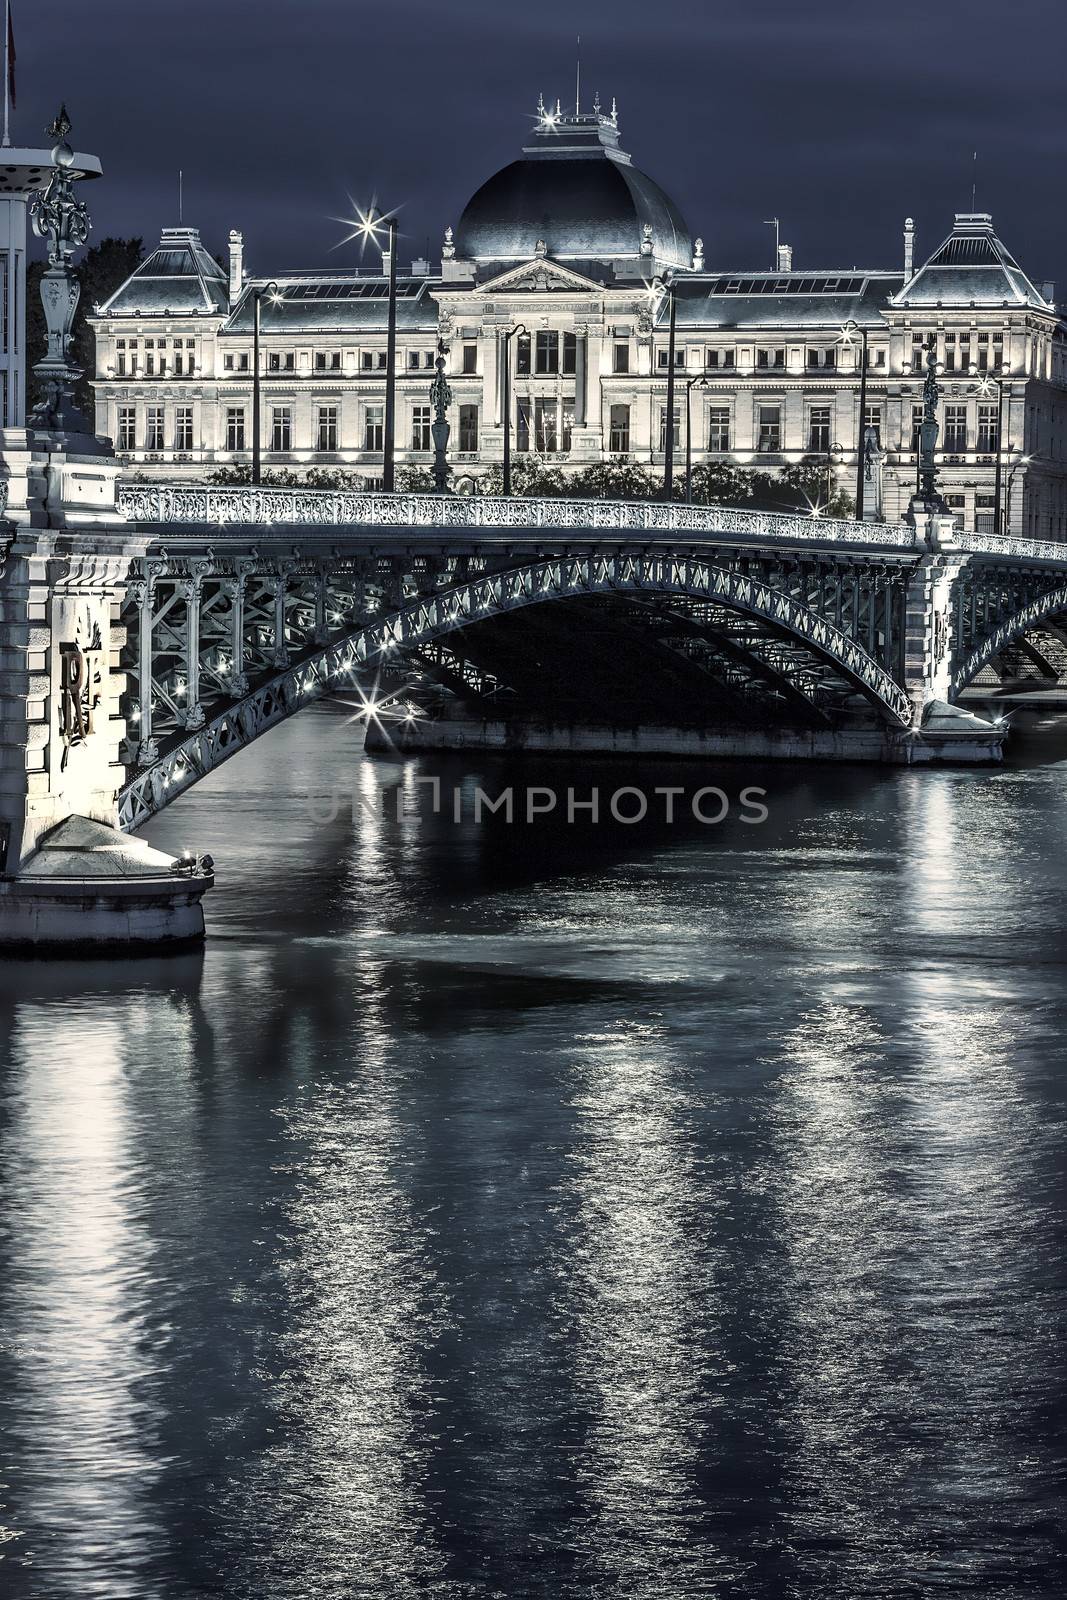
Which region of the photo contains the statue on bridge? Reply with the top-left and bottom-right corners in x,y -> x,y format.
913,334 -> 949,517
27,107 -> 94,437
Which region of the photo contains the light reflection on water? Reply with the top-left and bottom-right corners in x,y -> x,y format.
0,703 -> 1065,1599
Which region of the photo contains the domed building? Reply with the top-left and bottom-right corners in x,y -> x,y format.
92,100 -> 1067,539
454,99 -> 693,276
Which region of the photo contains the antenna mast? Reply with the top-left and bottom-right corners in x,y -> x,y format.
576,34 -> 580,114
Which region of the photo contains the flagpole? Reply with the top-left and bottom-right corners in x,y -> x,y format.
3,0 -> 10,148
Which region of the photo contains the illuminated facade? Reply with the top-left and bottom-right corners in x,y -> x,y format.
90,102 -> 1067,535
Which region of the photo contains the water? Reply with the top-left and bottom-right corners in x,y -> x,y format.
1,702 -> 1066,1599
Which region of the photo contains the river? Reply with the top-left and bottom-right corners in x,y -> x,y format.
1,702 -> 1065,1598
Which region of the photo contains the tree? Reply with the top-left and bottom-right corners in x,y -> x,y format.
26,236 -> 144,423
686,462 -> 756,507
569,460 -> 657,500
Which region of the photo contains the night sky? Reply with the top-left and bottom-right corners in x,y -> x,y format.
15,0 -> 1067,288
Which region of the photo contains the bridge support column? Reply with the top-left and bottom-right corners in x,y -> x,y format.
900,510 -> 1003,760
130,576 -> 159,766
271,568 -> 290,670
182,578 -> 205,730
227,570 -> 250,697
0,527 -> 212,948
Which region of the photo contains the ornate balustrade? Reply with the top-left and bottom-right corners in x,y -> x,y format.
116,484 -> 919,550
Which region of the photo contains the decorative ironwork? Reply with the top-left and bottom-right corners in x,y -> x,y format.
118,484 -> 921,550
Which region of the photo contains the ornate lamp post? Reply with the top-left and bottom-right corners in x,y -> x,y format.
430,338 -> 452,493
839,318 -> 869,519
355,207 -> 400,490
911,335 -> 949,517
684,374 -> 708,504
27,107 -> 92,436
825,441 -> 845,507
650,274 -> 679,500
972,367 -> 1007,536
251,281 -> 282,486
501,322 -> 529,496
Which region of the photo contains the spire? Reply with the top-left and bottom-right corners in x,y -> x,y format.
611,96 -> 618,128
537,91 -> 546,120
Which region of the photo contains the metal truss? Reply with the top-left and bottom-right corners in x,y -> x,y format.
953,579 -> 1067,693
117,550 -> 916,829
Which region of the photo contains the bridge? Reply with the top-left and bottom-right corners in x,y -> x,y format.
5,480 -> 1067,944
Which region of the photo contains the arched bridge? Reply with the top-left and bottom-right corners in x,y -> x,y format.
99,486 -> 1067,830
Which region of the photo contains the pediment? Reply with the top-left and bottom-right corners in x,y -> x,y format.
477,258 -> 604,296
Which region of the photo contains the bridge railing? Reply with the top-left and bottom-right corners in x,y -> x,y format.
951,530 -> 1067,564
116,484 -> 919,549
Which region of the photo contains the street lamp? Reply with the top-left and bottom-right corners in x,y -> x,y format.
650,274 -> 679,500
251,280 -> 283,486
971,366 -> 1008,536
684,374 -> 709,504
354,206 -> 400,491
501,322 -> 529,496
839,319 -> 869,520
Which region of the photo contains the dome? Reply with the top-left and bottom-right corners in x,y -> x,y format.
455,105 -> 692,275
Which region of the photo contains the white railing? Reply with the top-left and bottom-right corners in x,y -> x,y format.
951,530 -> 1067,563
116,484 -> 918,549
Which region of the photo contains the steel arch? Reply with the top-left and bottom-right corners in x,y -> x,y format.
952,582 -> 1067,694
118,552 -> 913,829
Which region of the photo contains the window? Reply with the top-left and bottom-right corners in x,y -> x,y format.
407,351 -> 421,371
562,332 -> 577,375
613,343 -> 630,374
561,407 -> 574,452
757,405 -> 781,451
462,344 -> 477,374
173,353 -> 184,376
271,406 -> 292,451
268,352 -> 295,372
318,405 -> 339,451
706,348 -> 735,369
943,404 -> 967,451
977,402 -> 999,451
175,406 -> 194,451
118,406 -> 136,451
411,405 -> 431,451
117,352 -> 127,376
911,405 -> 924,452
609,403 -> 630,453
658,405 -> 680,451
808,406 -> 832,452
516,397 -> 532,452
365,405 -> 383,451
976,492 -> 997,533
316,351 -> 342,371
459,404 -> 478,451
757,348 -> 785,370
534,397 -> 557,452
515,334 -> 531,376
535,331 -> 559,374
807,348 -> 836,370
145,354 -> 156,377
707,406 -> 731,451
361,351 -> 388,371
657,347 -> 686,369
863,404 -> 882,446
145,406 -> 164,451
226,407 -> 245,451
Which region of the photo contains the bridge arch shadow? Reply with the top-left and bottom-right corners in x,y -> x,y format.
118,553 -> 912,830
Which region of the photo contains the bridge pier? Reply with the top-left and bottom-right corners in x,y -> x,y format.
0,447 -> 213,950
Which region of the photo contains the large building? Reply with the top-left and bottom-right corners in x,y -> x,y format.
90,100 -> 1067,535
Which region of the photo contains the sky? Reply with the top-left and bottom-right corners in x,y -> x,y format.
12,0 -> 1067,287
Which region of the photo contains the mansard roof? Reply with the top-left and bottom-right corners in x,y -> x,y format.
892,214 -> 1054,311
98,226 -> 228,316
671,270 -> 903,329
220,273 -> 441,334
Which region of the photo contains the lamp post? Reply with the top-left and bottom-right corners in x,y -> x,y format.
684,374 -> 709,504
354,207 -> 400,491
651,275 -> 679,500
251,280 -> 282,486
972,367 -> 1007,536
501,322 -> 528,496
839,318 -> 869,520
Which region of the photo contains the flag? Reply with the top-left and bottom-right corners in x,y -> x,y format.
6,2 -> 14,112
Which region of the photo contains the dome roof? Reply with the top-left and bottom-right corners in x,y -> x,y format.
455,105 -> 692,275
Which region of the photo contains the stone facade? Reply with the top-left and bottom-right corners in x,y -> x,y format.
89,106 -> 1067,539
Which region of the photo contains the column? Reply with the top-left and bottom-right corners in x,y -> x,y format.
228,570 -> 250,696
182,579 -> 205,730
272,568 -> 290,669
135,580 -> 159,766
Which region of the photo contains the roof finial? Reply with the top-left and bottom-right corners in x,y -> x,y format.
611,96 -> 618,127
537,91 -> 546,120
555,97 -> 562,118
593,89 -> 601,116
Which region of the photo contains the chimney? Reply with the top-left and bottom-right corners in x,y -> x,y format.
1040,281 -> 1056,305
777,243 -> 793,271
411,256 -> 430,277
228,229 -> 244,306
903,217 -> 915,279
